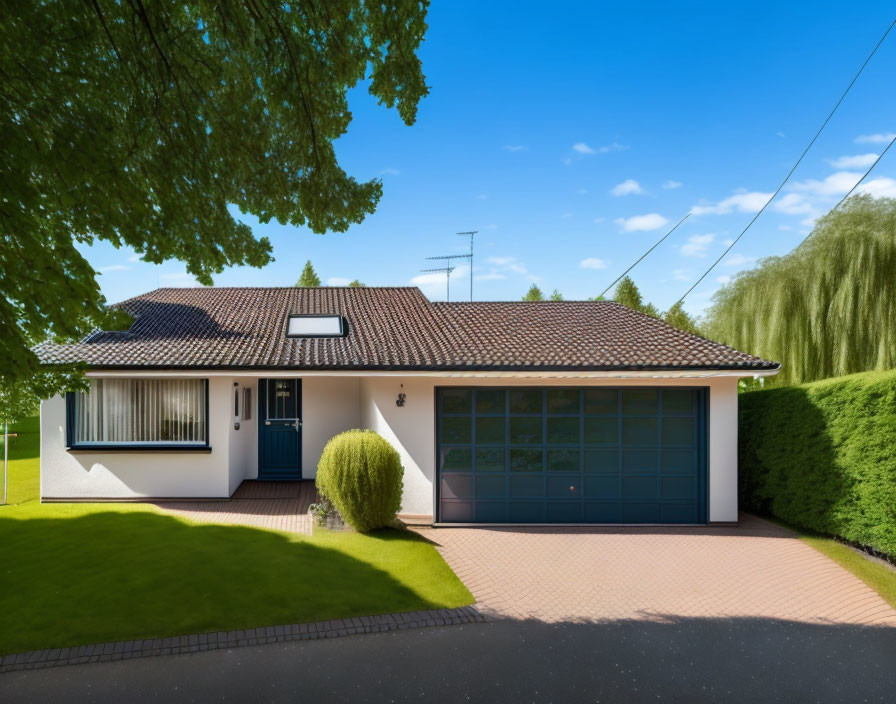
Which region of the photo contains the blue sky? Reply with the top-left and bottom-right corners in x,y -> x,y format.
86,2 -> 896,317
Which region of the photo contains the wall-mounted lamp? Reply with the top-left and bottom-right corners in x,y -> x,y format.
396,393 -> 406,407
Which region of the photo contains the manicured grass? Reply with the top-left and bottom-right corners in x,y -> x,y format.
0,418 -> 472,655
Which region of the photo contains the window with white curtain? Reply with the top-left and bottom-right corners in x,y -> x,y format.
69,379 -> 208,446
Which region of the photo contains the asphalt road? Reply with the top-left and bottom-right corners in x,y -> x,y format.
2,618 -> 896,703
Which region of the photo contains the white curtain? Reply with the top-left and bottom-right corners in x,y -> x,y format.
75,379 -> 207,444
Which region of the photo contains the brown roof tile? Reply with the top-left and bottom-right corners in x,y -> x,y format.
33,287 -> 779,372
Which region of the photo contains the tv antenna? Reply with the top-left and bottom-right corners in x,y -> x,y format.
457,231 -> 477,301
420,265 -> 456,301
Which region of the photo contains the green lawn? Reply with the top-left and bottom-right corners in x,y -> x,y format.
0,417 -> 472,655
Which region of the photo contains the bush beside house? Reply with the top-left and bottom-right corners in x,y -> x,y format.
739,369 -> 896,559
316,430 -> 404,532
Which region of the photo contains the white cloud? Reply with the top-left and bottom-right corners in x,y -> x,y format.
572,141 -> 627,155
98,264 -> 130,273
855,133 -> 895,144
672,269 -> 690,281
487,256 -> 527,274
723,253 -> 756,267
859,177 -> 896,198
561,212 -> 573,219
610,179 -> 644,196
778,224 -> 792,232
662,180 -> 683,190
680,233 -> 714,257
410,264 -> 470,299
777,131 -> 786,138
614,213 -> 669,232
722,238 -> 735,246
575,188 -> 588,195
327,277 -> 352,286
691,190 -> 772,215
827,153 -> 878,169
474,272 -> 505,281
127,254 -> 142,263
481,223 -> 499,230
380,168 -> 400,176
773,192 -> 816,215
593,217 -> 606,224
476,193 -> 488,200
791,171 -> 860,197
716,275 -> 732,284
579,258 -> 608,270
502,144 -> 527,152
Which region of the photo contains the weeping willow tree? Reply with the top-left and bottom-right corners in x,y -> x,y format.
705,195 -> 896,386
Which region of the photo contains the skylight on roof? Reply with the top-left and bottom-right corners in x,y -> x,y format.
287,315 -> 345,337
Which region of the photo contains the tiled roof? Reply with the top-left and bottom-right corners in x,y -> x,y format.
33,287 -> 779,372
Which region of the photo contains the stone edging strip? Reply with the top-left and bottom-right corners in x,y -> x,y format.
0,606 -> 485,673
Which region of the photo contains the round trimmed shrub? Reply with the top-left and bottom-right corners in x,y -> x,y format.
315,430 -> 404,532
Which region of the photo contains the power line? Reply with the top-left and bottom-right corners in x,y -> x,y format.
672,14 -> 896,307
796,133 -> 896,249
598,212 -> 691,299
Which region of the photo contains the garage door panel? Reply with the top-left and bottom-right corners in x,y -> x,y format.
585,475 -> 619,499
662,450 -> 694,473
476,475 -> 506,499
475,417 -> 505,444
622,450 -> 658,474
547,475 -> 581,498
440,447 -> 472,472
475,447 -> 505,472
510,448 -> 543,472
585,502 -> 620,522
475,501 -> 506,522
509,502 -> 545,522
510,475 -> 544,497
585,449 -> 618,472
440,416 -> 472,444
441,500 -> 473,522
441,475 -> 472,500
622,476 -> 659,499
437,387 -> 705,524
547,449 -> 579,471
661,476 -> 695,500
622,502 -> 660,523
660,503 -> 698,523
547,502 -> 583,522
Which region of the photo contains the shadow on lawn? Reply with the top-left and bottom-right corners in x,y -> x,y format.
0,510 -> 439,655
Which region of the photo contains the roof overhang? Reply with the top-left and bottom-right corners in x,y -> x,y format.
82,367 -> 780,379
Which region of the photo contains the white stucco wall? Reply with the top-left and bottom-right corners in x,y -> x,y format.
228,378 -> 259,494
41,376 -> 234,499
359,375 -> 741,521
41,372 -> 741,522
299,376 -> 361,479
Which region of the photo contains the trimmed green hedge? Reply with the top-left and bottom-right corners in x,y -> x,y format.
316,430 -> 404,532
740,369 -> 896,558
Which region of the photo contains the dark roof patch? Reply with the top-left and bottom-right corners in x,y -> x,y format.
33,287 -> 779,372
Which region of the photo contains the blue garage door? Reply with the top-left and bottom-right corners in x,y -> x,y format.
437,387 -> 706,524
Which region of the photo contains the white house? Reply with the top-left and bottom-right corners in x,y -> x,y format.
35,286 -> 779,524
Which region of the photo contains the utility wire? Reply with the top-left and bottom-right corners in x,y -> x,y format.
672,14 -> 896,307
796,133 -> 896,249
598,212 -> 691,299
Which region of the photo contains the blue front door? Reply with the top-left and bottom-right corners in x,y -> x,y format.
258,379 -> 302,479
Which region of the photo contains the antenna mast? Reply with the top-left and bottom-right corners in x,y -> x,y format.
456,231 -> 477,301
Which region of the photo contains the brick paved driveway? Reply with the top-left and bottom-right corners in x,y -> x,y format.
419,514 -> 896,626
